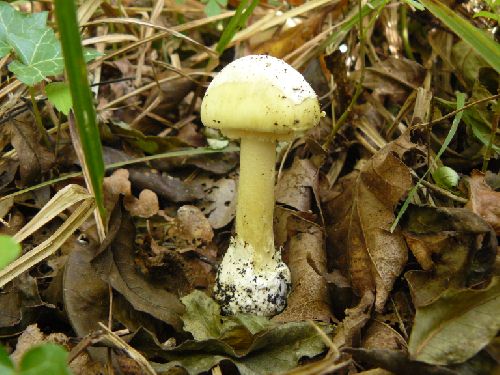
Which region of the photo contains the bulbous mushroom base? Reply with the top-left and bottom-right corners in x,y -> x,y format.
214,237 -> 291,316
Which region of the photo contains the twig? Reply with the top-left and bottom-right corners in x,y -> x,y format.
410,170 -> 467,204
98,322 -> 157,375
418,93 -> 500,127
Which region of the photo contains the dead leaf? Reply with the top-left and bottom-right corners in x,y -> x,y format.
252,13 -> 323,59
151,151 -> 239,175
324,133 -> 415,311
91,210 -> 185,330
362,320 -> 407,351
0,157 -> 19,191
63,229 -> 110,338
466,170 -> 500,235
198,177 -> 237,229
128,168 -> 203,202
402,206 -> 497,308
332,291 -> 374,348
274,216 -> 331,323
276,158 -> 319,212
0,274 -> 44,330
360,57 -> 425,103
345,348 -> 456,375
7,121 -> 55,185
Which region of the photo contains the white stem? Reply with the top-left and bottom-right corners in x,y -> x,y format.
236,136 -> 276,270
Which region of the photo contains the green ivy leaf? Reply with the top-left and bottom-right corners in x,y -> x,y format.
181,290 -> 223,341
8,28 -> 64,86
0,235 -> 20,270
0,346 -> 14,375
0,1 -> 100,86
45,82 -> 73,115
19,344 -> 71,375
167,290 -> 331,374
201,0 -> 227,17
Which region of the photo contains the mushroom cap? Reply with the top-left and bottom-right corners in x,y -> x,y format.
201,55 -> 321,140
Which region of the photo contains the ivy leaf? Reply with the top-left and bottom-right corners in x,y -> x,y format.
8,28 -> 64,86
19,344 -> 71,375
0,346 -> 14,374
201,0 -> 227,17
181,290 -> 223,341
45,82 -> 73,115
0,235 -> 21,270
0,1 -> 101,86
0,39 -> 10,58
158,290 -> 331,375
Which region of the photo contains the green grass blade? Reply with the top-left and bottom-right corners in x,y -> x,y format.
391,92 -> 466,232
216,0 -> 259,54
419,0 -> 500,73
53,0 -> 106,222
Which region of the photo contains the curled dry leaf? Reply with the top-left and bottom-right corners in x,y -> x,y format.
92,211 -> 185,330
332,291 -> 374,349
274,215 -> 331,323
276,157 -> 319,212
0,273 -> 44,330
0,157 -> 19,191
402,206 -> 497,308
345,348 -> 456,375
198,177 -> 237,229
324,133 -> 416,311
9,324 -> 105,375
466,170 -> 500,235
7,121 -> 55,185
361,320 -> 407,352
361,57 -> 425,103
128,168 -> 203,202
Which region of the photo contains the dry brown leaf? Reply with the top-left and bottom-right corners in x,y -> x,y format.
274,216 -> 331,323
324,134 -> 415,311
360,57 -> 425,103
0,157 -> 19,191
361,320 -> 407,351
10,324 -> 105,375
176,205 -> 214,243
252,13 -> 323,59
276,158 -> 319,212
466,170 -> 500,235
198,177 -> 237,229
128,168 -> 203,202
332,291 -> 374,348
7,121 -> 54,185
402,206 -> 497,307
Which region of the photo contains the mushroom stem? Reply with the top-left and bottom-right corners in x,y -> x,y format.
236,135 -> 276,270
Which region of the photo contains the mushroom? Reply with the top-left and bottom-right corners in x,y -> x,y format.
201,55 -> 321,316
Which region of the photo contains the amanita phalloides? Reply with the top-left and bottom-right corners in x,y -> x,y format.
201,55 -> 321,316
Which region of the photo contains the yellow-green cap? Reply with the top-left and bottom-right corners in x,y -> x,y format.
201,55 -> 321,140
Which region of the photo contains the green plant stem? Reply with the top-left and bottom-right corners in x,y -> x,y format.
29,87 -> 51,148
54,0 -> 106,233
401,4 -> 415,60
482,99 -> 499,172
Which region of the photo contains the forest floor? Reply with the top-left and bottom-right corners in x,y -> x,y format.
0,0 -> 499,374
